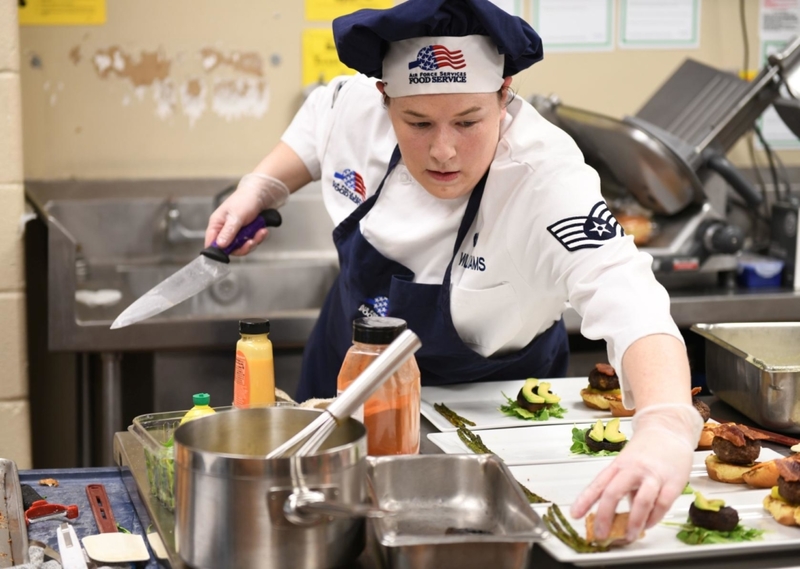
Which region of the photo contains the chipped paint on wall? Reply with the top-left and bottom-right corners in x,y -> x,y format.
69,46 -> 81,65
77,44 -> 271,125
180,78 -> 207,126
200,48 -> 263,76
211,78 -> 270,122
92,46 -> 171,87
153,79 -> 177,120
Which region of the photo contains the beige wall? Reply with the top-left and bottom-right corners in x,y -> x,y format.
1,0 -> 31,469
18,0 -> 793,182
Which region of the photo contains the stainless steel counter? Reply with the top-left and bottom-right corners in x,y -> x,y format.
115,400 -> 800,569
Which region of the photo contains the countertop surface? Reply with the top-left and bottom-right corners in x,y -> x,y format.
104,396 -> 800,569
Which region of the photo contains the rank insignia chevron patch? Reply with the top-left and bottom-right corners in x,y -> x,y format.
547,201 -> 625,252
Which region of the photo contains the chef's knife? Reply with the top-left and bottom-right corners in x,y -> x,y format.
110,209 -> 281,329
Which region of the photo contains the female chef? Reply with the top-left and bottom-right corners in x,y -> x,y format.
205,0 -> 702,544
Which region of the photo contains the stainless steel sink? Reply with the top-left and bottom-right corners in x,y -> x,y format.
39,181 -> 337,352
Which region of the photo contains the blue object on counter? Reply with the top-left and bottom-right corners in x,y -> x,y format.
19,467 -> 158,568
737,254 -> 784,288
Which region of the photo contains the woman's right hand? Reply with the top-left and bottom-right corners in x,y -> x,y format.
204,173 -> 290,256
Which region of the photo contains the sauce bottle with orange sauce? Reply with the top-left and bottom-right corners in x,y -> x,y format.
337,317 -> 420,455
233,318 -> 276,408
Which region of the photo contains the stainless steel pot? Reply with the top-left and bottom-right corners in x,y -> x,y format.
174,406 -> 368,569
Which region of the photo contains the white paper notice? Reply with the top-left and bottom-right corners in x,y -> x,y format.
760,0 -> 800,148
487,0 -> 520,15
532,0 -> 613,53
619,0 -> 701,49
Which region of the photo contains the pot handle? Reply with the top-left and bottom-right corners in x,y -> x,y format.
283,489 -> 391,526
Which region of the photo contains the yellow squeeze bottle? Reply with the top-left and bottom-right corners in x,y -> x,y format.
179,393 -> 216,425
233,318 -> 276,408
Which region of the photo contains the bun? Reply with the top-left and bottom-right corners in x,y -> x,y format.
742,460 -> 781,489
585,512 -> 644,545
696,423 -> 719,451
580,387 -> 622,411
705,454 -> 754,484
763,494 -> 800,526
607,399 -> 635,417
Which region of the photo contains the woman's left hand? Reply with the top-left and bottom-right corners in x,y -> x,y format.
570,403 -> 702,542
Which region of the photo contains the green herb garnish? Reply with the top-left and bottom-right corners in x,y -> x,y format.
671,522 -> 764,545
543,503 -> 610,554
434,402 -> 476,429
570,427 -> 621,457
500,392 -> 566,421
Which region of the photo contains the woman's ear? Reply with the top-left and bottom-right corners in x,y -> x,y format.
376,81 -> 386,95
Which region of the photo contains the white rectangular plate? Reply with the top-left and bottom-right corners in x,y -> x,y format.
427,421 -> 635,466
532,488 -> 800,566
421,377 -> 628,432
509,447 -> 785,506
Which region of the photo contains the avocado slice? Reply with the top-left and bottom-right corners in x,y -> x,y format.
588,420 -> 605,442
536,382 -> 561,405
693,491 -> 725,512
603,418 -> 626,443
520,378 -> 544,404
771,486 -> 787,502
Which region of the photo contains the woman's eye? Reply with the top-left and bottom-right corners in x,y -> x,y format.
458,121 -> 478,128
411,122 -> 430,128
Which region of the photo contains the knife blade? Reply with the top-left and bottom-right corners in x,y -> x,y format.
110,209 -> 281,329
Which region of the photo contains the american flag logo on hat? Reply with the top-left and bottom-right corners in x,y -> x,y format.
408,45 -> 466,71
333,169 -> 366,203
547,201 -> 625,252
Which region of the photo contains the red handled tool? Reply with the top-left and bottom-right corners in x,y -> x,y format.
86,483 -> 117,533
24,500 -> 79,525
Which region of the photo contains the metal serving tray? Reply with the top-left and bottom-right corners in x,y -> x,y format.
366,454 -> 545,569
692,322 -> 800,433
0,459 -> 29,568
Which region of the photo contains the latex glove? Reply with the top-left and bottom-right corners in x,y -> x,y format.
204,173 -> 290,255
570,403 -> 703,542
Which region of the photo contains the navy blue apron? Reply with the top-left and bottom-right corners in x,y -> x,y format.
297,148 -> 569,400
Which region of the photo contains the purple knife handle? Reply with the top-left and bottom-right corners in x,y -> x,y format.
202,209 -> 282,263
215,215 -> 266,256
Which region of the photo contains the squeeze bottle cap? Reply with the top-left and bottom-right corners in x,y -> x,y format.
192,393 -> 211,406
239,318 -> 270,334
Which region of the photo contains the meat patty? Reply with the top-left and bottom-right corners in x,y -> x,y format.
588,364 -> 620,391
778,476 -> 800,505
693,398 -> 711,423
712,436 -> 760,465
688,503 -> 739,532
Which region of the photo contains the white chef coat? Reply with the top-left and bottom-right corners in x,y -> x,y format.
282,74 -> 682,407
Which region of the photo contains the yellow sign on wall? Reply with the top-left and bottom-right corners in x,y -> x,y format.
306,0 -> 393,22
19,0 -> 106,25
302,29 -> 357,87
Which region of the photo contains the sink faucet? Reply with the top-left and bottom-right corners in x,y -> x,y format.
166,205 -> 206,242
166,184 -> 237,243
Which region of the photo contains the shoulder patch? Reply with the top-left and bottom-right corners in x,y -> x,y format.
547,201 -> 625,252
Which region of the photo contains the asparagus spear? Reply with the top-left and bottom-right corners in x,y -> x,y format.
542,504 -> 610,554
434,402 -> 476,428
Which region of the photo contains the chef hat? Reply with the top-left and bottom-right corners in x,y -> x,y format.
333,0 -> 543,98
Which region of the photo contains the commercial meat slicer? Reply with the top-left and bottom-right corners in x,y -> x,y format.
532,36 -> 800,281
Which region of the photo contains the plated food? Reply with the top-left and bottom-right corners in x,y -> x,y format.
580,364 -> 626,414
586,512 -> 644,547
674,491 -> 764,545
764,455 -> 800,526
705,423 -> 772,484
571,418 -> 627,456
500,378 -> 566,421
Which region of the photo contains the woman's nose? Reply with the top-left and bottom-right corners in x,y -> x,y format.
429,128 -> 457,164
